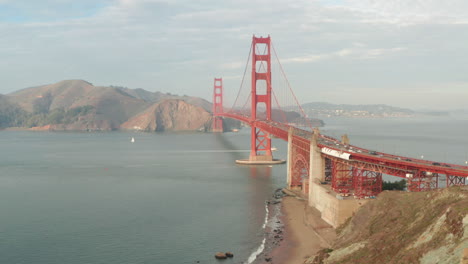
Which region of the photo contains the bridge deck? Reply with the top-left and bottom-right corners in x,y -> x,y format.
217,113 -> 468,178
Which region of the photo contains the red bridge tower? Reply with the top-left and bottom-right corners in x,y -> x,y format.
212,78 -> 223,132
237,35 -> 284,165
250,36 -> 272,161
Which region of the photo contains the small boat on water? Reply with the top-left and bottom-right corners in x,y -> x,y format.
131,137 -> 135,143
271,147 -> 278,151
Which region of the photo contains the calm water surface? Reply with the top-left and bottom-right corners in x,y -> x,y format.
0,115 -> 466,263
0,131 -> 287,264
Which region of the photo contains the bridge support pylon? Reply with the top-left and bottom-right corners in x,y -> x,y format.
212,78 -> 223,133
236,35 -> 285,165
308,131 -> 325,193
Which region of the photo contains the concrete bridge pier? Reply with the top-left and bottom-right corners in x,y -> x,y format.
287,127 -> 294,188
307,130 -> 366,228
308,130 -> 325,202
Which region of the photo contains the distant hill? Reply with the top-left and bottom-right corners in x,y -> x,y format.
111,86 -> 212,111
7,80 -> 151,130
2,80 -> 215,131
298,102 -> 414,118
271,109 -> 324,127
0,94 -> 29,128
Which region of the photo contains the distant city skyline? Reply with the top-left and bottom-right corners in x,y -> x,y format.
1,0 -> 467,110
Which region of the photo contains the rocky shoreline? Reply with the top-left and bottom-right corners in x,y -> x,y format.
251,189 -> 336,264
249,189 -> 288,264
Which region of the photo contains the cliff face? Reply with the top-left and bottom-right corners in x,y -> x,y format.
121,99 -> 212,132
307,187 -> 468,264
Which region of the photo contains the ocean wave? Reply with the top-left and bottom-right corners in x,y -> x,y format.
245,202 -> 269,263
262,203 -> 269,229
245,238 -> 266,264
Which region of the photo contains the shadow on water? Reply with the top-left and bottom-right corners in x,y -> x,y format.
212,132 -> 274,179
213,132 -> 276,263
212,132 -> 248,161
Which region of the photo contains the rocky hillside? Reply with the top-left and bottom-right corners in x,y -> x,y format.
308,187 -> 468,264
3,80 -> 215,131
121,99 -> 212,132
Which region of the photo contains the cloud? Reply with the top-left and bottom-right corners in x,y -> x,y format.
222,75 -> 243,80
342,0 -> 468,25
0,0 -> 467,110
318,81 -> 468,110
220,62 -> 244,70
283,47 -> 406,63
0,1 -> 113,22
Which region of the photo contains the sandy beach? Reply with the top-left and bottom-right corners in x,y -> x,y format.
262,194 -> 336,264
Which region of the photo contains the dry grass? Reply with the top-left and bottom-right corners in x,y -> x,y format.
306,187 -> 468,264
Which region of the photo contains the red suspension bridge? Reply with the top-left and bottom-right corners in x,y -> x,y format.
212,35 -> 468,200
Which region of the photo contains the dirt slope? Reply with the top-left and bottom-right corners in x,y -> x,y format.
307,187 -> 468,264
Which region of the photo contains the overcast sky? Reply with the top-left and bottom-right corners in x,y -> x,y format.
1,0 -> 467,110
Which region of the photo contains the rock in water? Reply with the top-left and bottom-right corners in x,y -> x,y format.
215,252 -> 227,259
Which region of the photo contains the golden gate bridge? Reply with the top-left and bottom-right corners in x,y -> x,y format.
211,35 -> 468,203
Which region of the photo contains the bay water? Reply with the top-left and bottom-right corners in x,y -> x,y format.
0,115 -> 466,264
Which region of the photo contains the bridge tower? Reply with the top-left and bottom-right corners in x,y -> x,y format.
212,78 -> 223,132
249,35 -> 273,162
235,35 -> 284,165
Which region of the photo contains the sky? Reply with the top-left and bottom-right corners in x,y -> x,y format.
1,0 -> 467,110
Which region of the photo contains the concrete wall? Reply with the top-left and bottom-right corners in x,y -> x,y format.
287,129 -> 367,228
309,181 -> 367,228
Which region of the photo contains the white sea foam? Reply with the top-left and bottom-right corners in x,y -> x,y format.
245,238 -> 266,264
245,203 -> 269,263
262,203 -> 269,229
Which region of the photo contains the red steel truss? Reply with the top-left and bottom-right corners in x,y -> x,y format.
324,158 -> 332,182
353,169 -> 382,198
289,128 -> 311,194
331,160 -> 354,193
407,171 -> 439,192
447,175 -> 466,186
291,152 -> 309,193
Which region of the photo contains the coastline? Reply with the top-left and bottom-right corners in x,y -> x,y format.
258,193 -> 336,264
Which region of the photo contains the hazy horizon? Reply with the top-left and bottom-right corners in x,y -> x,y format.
1,0 -> 467,110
